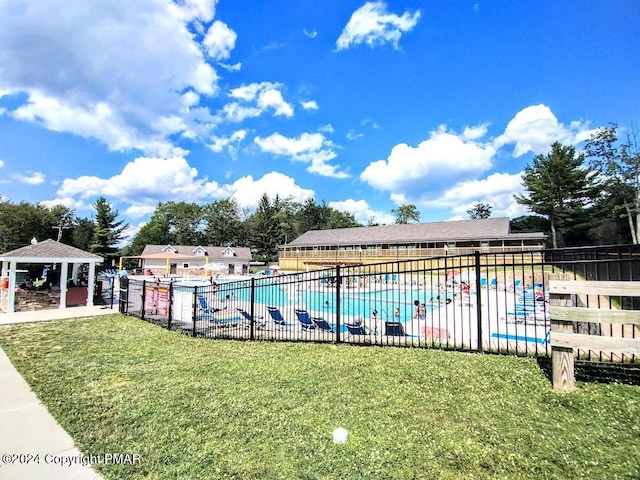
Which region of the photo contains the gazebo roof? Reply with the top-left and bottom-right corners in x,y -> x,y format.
0,239 -> 103,264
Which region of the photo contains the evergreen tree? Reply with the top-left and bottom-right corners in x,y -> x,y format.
515,142 -> 597,248
248,194 -> 279,261
90,197 -> 128,261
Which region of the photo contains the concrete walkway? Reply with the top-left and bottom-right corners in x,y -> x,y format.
0,306 -> 116,479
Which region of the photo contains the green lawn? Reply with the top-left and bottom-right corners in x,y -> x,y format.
0,314 -> 639,480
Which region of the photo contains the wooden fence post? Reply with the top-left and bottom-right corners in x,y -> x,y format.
551,317 -> 576,392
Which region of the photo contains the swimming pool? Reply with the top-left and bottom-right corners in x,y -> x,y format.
209,279 -> 448,326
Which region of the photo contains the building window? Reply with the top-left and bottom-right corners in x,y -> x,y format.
182,263 -> 189,269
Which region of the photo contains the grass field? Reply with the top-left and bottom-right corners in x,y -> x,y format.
0,314 -> 639,479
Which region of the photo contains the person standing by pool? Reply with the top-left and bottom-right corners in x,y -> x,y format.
413,299 -> 420,318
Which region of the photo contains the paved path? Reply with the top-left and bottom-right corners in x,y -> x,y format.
0,306 -> 115,479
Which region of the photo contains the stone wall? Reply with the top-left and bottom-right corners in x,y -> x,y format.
14,290 -> 61,312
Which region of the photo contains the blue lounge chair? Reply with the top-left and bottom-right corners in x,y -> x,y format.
312,317 -> 334,333
345,323 -> 367,336
266,306 -> 294,330
294,309 -> 318,331
236,308 -> 266,329
198,296 -> 225,314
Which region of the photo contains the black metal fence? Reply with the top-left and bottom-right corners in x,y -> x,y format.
120,245 -> 640,362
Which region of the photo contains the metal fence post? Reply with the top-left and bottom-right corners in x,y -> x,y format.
192,286 -> 198,337
167,281 -> 173,330
474,251 -> 483,353
335,265 -> 341,343
140,279 -> 146,320
119,276 -> 129,314
250,277 -> 256,341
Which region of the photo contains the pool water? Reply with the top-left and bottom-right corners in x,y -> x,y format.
210,280 -> 447,327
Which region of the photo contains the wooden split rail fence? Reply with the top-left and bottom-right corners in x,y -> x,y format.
549,280 -> 640,391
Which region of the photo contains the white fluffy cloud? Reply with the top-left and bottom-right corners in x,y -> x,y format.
0,0 -> 224,155
254,132 -> 349,178
203,20 -> 237,60
429,172 -> 527,218
360,105 -> 596,213
495,104 -> 595,157
222,82 -> 294,122
56,156 -> 224,205
336,1 -> 421,50
208,130 -> 247,159
50,158 -> 313,214
12,171 -> 45,185
329,199 -> 395,225
300,100 -> 319,110
222,172 -> 315,210
360,125 -> 495,198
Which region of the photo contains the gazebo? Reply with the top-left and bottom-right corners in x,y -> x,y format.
0,239 -> 103,313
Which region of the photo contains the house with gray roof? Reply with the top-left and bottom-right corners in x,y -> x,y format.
129,244 -> 253,276
278,217 -> 546,270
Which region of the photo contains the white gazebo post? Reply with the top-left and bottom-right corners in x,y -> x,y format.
7,260 -> 17,313
71,263 -> 79,284
59,261 -> 69,309
87,263 -> 96,307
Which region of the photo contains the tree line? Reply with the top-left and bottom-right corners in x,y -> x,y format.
0,194 -> 359,265
1,123 -> 637,262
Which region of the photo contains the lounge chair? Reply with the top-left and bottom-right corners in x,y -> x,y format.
266,306 -> 294,330
385,321 -> 405,336
294,309 -> 318,331
198,296 -> 226,314
236,308 -> 267,329
312,317 -> 334,333
344,323 -> 367,336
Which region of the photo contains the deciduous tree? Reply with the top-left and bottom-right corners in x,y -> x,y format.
467,203 -> 492,219
392,204 -> 420,224
585,123 -> 640,244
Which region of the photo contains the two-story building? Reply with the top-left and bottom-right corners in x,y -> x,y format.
132,244 -> 253,276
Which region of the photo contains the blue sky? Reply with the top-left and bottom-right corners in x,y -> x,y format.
0,0 -> 638,240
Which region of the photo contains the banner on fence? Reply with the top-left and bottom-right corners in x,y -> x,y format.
145,286 -> 169,316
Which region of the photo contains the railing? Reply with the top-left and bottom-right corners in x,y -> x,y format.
121,245 -> 640,368
279,245 -> 544,263
550,280 -> 640,391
